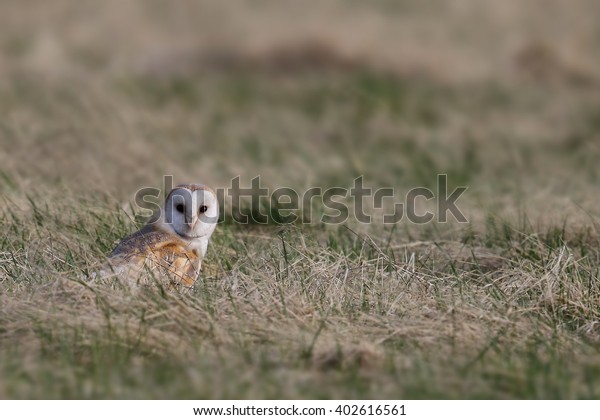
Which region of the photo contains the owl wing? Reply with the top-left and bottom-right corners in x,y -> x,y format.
147,240 -> 200,287
108,226 -> 200,287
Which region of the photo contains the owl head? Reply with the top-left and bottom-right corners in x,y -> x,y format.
155,184 -> 219,240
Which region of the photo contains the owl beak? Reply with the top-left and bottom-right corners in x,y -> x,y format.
191,217 -> 200,230
184,214 -> 199,229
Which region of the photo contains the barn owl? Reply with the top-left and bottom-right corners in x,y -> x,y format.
105,184 -> 219,288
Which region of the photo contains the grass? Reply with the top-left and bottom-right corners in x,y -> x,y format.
3,207 -> 600,399
2,0 -> 600,399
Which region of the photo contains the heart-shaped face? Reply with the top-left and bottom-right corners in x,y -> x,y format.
160,185 -> 219,240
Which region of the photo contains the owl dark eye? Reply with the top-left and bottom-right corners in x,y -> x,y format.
199,205 -> 208,214
176,204 -> 184,213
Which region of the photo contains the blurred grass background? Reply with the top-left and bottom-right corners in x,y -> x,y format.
1,0 -> 600,399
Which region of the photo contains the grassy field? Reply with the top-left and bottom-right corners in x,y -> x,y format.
2,0 -> 600,399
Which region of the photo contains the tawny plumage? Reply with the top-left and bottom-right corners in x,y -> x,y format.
105,184 -> 219,287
